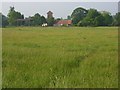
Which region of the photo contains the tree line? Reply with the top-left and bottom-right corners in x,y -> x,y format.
0,6 -> 120,27
0,7 -> 55,27
71,7 -> 120,26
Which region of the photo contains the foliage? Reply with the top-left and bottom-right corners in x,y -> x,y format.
32,13 -> 42,26
77,17 -> 94,26
0,13 -> 2,27
54,18 -> 62,24
116,12 -> 120,25
71,7 -> 88,25
87,9 -> 100,19
32,13 -> 46,26
78,9 -> 100,26
112,12 -> 120,26
67,15 -> 71,20
47,17 -> 55,26
7,7 -> 24,26
94,14 -> 105,26
78,9 -> 114,27
0,13 -> 8,27
101,11 -> 113,26
41,16 -> 47,24
3,6 -> 120,27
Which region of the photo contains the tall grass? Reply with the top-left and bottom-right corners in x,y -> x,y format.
2,27 -> 118,88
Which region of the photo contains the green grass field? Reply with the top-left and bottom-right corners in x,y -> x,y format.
2,27 -> 118,88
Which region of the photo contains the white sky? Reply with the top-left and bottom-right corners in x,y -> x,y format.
1,1 -> 119,19
1,0 -> 120,2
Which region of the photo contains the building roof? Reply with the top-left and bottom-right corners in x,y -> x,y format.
47,11 -> 53,14
16,18 -> 33,21
55,20 -> 72,25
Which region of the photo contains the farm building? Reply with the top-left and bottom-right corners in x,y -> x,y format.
47,11 -> 53,18
54,20 -> 72,26
16,18 -> 33,26
47,11 -> 72,26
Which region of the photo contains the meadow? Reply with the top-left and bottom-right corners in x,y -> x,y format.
2,27 -> 118,88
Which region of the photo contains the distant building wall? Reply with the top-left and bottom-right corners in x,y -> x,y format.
47,11 -> 53,18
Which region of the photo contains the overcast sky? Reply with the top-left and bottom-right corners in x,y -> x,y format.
2,2 -> 118,18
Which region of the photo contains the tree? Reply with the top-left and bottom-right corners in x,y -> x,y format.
32,14 -> 47,26
67,15 -> 71,20
24,16 -> 33,26
55,18 -> 62,21
8,6 -> 24,26
101,11 -> 113,26
47,17 -> 55,26
41,16 -> 47,24
71,7 -> 88,25
54,18 -> 62,24
112,12 -> 120,26
33,13 -> 41,26
0,13 -> 8,27
87,9 -> 100,19
21,14 -> 24,19
94,14 -> 105,26
78,17 -> 94,26
7,7 -> 16,25
79,9 -> 100,26
0,13 -> 2,27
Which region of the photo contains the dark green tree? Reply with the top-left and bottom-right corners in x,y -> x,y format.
79,9 -> 100,26
7,7 -> 16,25
71,7 -> 88,25
0,13 -> 2,27
33,13 -> 41,26
41,16 -> 47,24
32,14 -> 46,26
78,17 -> 94,26
101,11 -> 113,26
87,9 -> 100,19
67,15 -> 71,20
21,14 -> 24,19
113,12 -> 120,26
0,13 -> 8,27
47,17 -> 55,26
54,18 -> 62,24
8,6 -> 24,26
94,14 -> 105,26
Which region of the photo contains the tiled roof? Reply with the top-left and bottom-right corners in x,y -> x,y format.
56,20 -> 72,25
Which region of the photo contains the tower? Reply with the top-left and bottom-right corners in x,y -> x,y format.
47,11 -> 53,18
